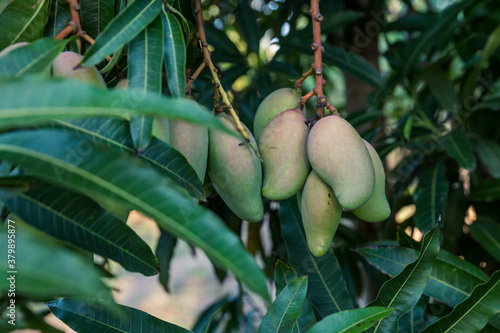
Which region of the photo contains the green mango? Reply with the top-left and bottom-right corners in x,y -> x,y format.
352,140 -> 391,222
208,114 -> 264,222
259,108 -> 310,200
0,42 -> 28,58
301,170 -> 342,257
307,115 -> 375,210
253,88 -> 301,142
52,51 -> 106,88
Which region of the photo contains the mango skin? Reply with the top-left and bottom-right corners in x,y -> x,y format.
0,42 -> 29,58
301,170 -> 342,257
352,140 -> 391,222
208,115 -> 264,222
52,51 -> 106,88
253,88 -> 301,142
307,115 -> 375,210
259,108 -> 310,200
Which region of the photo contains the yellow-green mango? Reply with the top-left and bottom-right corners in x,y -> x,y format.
0,42 -> 28,58
352,140 -> 391,222
253,88 -> 301,142
208,115 -> 264,222
307,115 -> 375,210
52,51 -> 106,88
259,108 -> 310,200
301,170 -> 342,257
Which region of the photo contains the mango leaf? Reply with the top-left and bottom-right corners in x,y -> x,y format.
413,159 -> 449,233
43,0 -> 70,38
0,130 -> 269,300
80,0 -> 115,39
398,296 -> 428,333
0,37 -> 70,78
422,270 -> 500,332
156,230 -> 177,292
258,276 -> 308,333
81,0 -> 162,66
308,307 -> 394,333
470,179 -> 500,202
274,259 -> 317,332
440,129 -> 476,170
367,227 -> 440,332
423,68 -> 460,115
1,183 -> 160,275
279,198 -> 353,319
235,0 -> 259,54
47,298 -> 194,332
473,137 -> 500,178
0,0 -> 49,50
162,9 -> 186,98
469,218 -> 500,262
0,222 -> 106,299
357,242 -> 489,309
54,117 -> 205,200
0,78 -> 231,135
128,16 -> 163,151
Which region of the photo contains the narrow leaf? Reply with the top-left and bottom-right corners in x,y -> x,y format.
258,276 -> 308,333
423,68 -> 460,115
81,0 -> 162,66
128,16 -> 164,150
47,298 -> 194,332
308,307 -> 394,333
422,270 -> 500,333
398,296 -> 429,333
473,137 -> 500,178
0,130 -> 269,300
80,0 -> 115,39
156,230 -> 177,291
279,198 -> 353,319
162,10 -> 186,98
0,37 -> 70,78
413,160 -> 449,233
43,0 -> 70,38
235,0 -> 259,54
440,129 -> 476,170
2,183 -> 160,275
470,179 -> 500,202
368,227 -> 440,332
469,218 -> 500,262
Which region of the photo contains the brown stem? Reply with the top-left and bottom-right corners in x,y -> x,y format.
68,0 -> 82,51
295,66 -> 314,90
80,33 -> 113,61
185,61 -> 207,95
213,85 -> 223,113
310,0 -> 325,118
325,101 -> 338,114
194,0 -> 263,162
298,89 -> 316,108
55,24 -> 75,39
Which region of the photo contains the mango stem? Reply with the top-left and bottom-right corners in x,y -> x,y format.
310,0 -> 326,119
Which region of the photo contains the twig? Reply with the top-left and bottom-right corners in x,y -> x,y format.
186,61 -> 207,95
310,0 -> 325,118
194,0 -> 263,162
55,24 -> 76,39
295,66 -> 314,90
80,33 -> 113,61
68,0 -> 82,51
298,89 -> 316,108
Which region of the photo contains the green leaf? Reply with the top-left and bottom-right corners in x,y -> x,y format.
440,129 -> 476,170
235,0 -> 259,54
80,0 -> 115,39
473,137 -> 500,178
0,37 -> 70,78
2,183 -> 160,275
413,159 -> 449,233
258,276 -> 308,333
398,296 -> 428,333
0,0 -> 49,50
469,218 -> 500,262
279,198 -> 353,319
357,243 -> 489,308
0,78 -> 231,135
308,307 -> 394,333
47,298 -> 194,332
0,221 -> 106,299
423,68 -> 460,114
81,0 -> 162,66
54,117 -> 205,200
367,227 -> 440,332
128,16 -> 164,150
422,270 -> 500,333
471,179 -> 500,202
0,130 -> 269,300
156,230 -> 177,292
162,9 -> 186,98
43,0 -> 70,38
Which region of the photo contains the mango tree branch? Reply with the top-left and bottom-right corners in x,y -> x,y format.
185,60 -> 207,95
194,0 -> 263,162
310,0 -> 326,118
294,66 -> 314,90
79,33 -> 113,61
68,0 -> 82,51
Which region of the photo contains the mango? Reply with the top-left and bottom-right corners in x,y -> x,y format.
0,42 -> 29,58
253,88 -> 301,142
352,140 -> 391,222
259,108 -> 310,200
301,170 -> 342,257
307,115 -> 375,210
52,51 -> 106,88
208,114 -> 264,222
